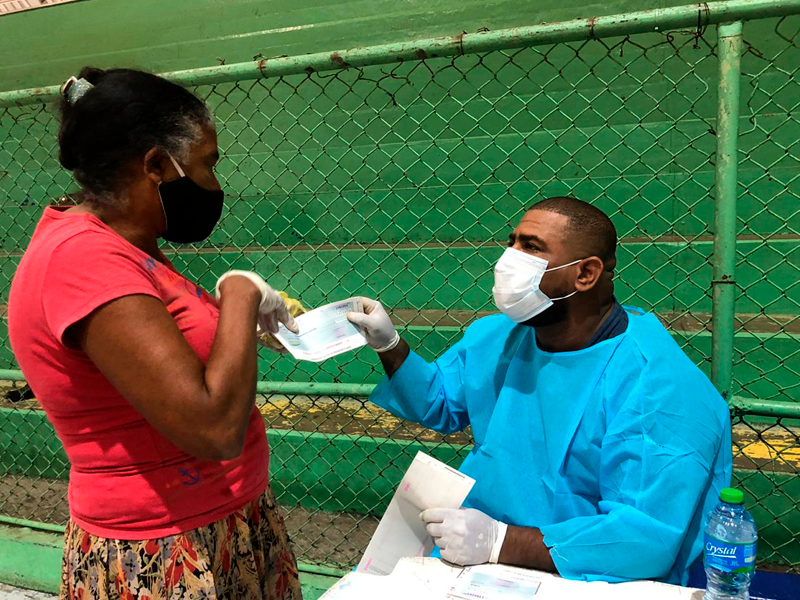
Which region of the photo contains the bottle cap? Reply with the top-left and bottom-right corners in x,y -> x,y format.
720,488 -> 744,504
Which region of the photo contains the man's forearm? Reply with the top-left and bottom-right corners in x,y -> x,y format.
498,526 -> 557,573
378,338 -> 410,377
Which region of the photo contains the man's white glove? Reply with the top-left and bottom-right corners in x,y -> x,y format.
420,508 -> 508,566
215,271 -> 299,335
346,297 -> 400,353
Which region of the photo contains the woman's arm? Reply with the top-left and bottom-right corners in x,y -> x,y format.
70,275 -> 264,461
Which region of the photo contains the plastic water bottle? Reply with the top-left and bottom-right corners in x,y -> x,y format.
704,487 -> 758,600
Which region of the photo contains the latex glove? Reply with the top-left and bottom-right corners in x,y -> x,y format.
420,508 -> 508,566
215,271 -> 299,335
258,292 -> 306,353
346,297 -> 400,353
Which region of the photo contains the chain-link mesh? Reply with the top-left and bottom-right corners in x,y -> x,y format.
0,15 -> 798,573
728,15 -> 800,572
736,16 -> 800,405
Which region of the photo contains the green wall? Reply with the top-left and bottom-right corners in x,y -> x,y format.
2,0 -> 696,93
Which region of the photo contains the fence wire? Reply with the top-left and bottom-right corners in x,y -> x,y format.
0,15 -> 799,573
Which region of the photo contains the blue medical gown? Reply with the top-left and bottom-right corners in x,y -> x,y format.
370,310 -> 732,585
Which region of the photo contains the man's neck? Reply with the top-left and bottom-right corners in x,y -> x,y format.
534,300 -> 616,353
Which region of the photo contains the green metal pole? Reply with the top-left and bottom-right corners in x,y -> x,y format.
256,380 -> 374,397
730,396 -> 800,420
0,368 -> 375,397
0,515 -> 66,534
2,0 -> 799,107
711,20 -> 742,401
7,370 -> 800,417
0,370 -> 25,381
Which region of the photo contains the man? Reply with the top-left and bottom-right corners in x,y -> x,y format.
348,196 -> 732,585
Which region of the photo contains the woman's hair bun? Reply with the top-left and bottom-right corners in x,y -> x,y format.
76,67 -> 107,86
57,67 -> 212,203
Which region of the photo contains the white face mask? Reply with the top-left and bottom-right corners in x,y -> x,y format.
492,247 -> 582,323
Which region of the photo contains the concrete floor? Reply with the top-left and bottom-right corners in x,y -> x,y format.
0,583 -> 56,599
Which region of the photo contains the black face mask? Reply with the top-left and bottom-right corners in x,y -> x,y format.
157,154 -> 224,244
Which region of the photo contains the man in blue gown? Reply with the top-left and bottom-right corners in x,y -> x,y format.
348,196 -> 732,585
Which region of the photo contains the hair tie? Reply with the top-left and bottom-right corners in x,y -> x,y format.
60,76 -> 94,105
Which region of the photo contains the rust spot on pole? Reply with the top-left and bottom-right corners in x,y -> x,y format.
415,49 -> 428,60
453,31 -> 467,55
587,16 -> 598,39
330,52 -> 352,69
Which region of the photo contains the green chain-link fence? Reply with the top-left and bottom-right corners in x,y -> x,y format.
1,0 -> 799,574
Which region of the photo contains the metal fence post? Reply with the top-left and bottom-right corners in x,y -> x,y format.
712,20 -> 743,400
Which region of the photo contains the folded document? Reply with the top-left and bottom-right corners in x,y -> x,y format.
357,452 -> 476,576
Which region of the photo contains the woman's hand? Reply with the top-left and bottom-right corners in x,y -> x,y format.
216,270 -> 299,335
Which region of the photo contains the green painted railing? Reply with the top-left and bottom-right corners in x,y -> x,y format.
0,369 -> 796,418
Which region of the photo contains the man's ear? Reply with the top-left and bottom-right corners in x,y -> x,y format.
575,256 -> 604,292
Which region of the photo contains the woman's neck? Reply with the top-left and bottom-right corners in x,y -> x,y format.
67,200 -> 163,260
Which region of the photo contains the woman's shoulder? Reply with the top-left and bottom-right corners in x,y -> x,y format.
33,207 -> 133,252
24,209 -> 149,277
16,209 -> 154,294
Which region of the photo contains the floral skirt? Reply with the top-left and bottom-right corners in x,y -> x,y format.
60,486 -> 302,600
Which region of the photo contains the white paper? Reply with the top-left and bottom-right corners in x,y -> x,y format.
357,452 -> 476,576
274,298 -> 367,362
322,557 -> 702,600
323,558 -> 461,600
448,565 -> 542,600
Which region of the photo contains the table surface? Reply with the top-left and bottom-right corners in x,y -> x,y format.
320,557 -> 705,600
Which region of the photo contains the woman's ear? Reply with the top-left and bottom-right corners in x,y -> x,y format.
143,147 -> 171,185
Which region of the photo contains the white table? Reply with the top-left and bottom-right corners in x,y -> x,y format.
320,557 -> 704,600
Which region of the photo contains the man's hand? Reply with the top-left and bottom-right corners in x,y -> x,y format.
347,297 -> 399,352
420,508 -> 508,566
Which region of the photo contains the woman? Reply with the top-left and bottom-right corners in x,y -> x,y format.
8,67 -> 302,600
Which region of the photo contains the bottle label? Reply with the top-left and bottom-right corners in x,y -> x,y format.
704,534 -> 757,573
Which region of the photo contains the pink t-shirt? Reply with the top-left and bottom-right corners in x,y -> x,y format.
8,207 -> 270,539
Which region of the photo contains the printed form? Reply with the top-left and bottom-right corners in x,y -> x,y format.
274,298 -> 367,362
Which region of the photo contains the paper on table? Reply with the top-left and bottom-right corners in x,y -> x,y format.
448,565 -> 542,600
274,298 -> 367,362
357,452 -> 476,576
322,558 -> 460,600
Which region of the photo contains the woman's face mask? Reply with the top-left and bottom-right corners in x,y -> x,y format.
158,154 -> 224,244
493,247 -> 583,323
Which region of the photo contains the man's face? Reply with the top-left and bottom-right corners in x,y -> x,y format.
505,210 -> 579,327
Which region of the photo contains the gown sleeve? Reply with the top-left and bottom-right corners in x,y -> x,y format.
368,340 -> 470,435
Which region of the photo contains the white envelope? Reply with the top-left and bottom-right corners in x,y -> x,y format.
357,452 -> 476,576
